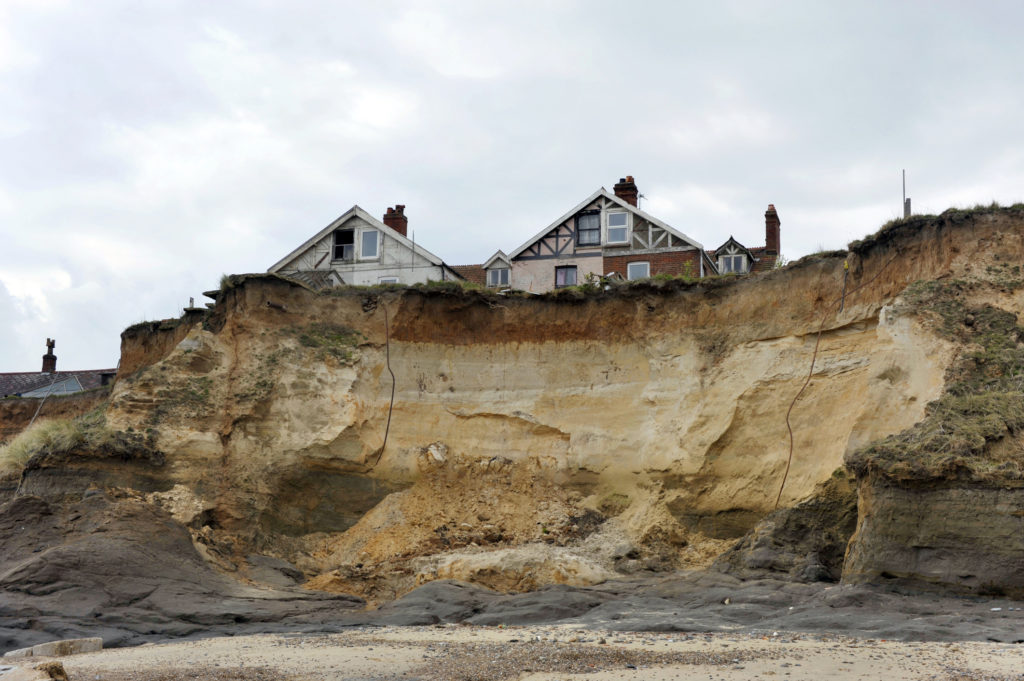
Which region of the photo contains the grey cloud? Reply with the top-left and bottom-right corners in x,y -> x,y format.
3,1 -> 1024,369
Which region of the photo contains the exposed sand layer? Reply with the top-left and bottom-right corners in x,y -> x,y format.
16,626 -> 1020,681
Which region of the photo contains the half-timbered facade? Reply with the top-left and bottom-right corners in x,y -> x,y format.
268,205 -> 461,288
507,177 -> 715,292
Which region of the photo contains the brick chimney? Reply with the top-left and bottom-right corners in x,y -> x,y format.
383,205 -> 408,237
42,338 -> 56,373
765,204 -> 781,255
613,176 -> 639,207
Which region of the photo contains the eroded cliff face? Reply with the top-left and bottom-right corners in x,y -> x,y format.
3,207 -> 1013,600
88,210 -> 1024,599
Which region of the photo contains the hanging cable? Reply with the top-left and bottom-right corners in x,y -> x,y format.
775,251 -> 899,509
370,303 -> 396,469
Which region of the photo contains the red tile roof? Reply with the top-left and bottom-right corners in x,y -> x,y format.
451,264 -> 486,285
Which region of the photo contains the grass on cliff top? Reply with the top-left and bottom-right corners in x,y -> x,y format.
0,408 -> 115,479
848,202 -> 1024,255
846,279 -> 1024,484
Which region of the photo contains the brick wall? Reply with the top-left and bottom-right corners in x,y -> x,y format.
604,249 -> 703,279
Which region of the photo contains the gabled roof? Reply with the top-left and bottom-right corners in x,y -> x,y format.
508,188 -> 704,259
483,250 -> 510,269
268,205 -> 448,273
0,369 -> 117,398
711,236 -> 756,260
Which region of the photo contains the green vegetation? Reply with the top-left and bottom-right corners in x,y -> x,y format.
848,202 -> 1024,253
150,376 -> 214,423
0,408 -> 119,479
847,279 -> 1024,483
295,323 -> 364,362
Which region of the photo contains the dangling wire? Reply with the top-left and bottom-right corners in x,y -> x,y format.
370,303 -> 396,469
775,252 -> 899,509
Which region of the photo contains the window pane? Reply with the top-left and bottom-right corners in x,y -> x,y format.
361,231 -> 378,258
608,226 -> 628,243
556,266 -> 577,286
608,213 -> 628,227
627,262 -> 649,280
577,213 -> 600,245
334,229 -> 355,260
488,268 -> 509,286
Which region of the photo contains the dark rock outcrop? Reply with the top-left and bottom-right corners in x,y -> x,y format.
712,475 -> 858,582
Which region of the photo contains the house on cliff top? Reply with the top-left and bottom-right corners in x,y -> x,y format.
267,179 -> 780,293
0,339 -> 116,398
708,204 -> 782,274
503,177 -> 719,292
268,204 -> 462,288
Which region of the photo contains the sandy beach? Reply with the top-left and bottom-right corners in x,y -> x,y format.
6,625 -> 1012,681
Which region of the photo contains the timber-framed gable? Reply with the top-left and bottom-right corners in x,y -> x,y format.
507,176 -> 714,292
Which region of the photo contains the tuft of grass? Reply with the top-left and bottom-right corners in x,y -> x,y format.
847,280 -> 1024,483
412,279 -> 485,293
0,408 -> 115,479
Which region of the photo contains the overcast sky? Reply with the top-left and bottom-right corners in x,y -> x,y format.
2,1 -> 1024,371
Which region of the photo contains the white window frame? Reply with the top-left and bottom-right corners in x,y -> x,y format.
378,276 -> 399,284
487,267 -> 510,287
606,211 -> 631,244
719,254 -> 746,273
360,230 -> 380,260
626,261 -> 650,280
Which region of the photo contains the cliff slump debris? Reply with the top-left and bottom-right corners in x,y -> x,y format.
92,248 -> 952,599
4,205 -> 1024,608
844,275 -> 1024,596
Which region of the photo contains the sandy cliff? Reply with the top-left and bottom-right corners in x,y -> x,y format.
4,206 -> 1024,611
99,207 -> 1023,596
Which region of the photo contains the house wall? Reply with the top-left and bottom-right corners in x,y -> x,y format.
512,254 -> 603,292
604,248 -> 703,279
277,215 -> 449,285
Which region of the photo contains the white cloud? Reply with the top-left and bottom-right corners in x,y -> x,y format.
668,109 -> 786,155
0,267 -> 71,321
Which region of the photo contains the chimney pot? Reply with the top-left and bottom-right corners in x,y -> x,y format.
613,176 -> 640,207
765,204 -> 781,255
42,337 -> 57,373
382,204 -> 409,237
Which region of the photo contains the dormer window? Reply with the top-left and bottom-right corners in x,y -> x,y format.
487,267 -> 510,287
577,211 -> 600,246
719,254 -> 747,273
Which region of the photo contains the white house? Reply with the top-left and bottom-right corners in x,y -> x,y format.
268,204 -> 461,288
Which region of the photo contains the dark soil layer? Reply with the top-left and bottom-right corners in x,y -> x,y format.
1,491 -> 1022,653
